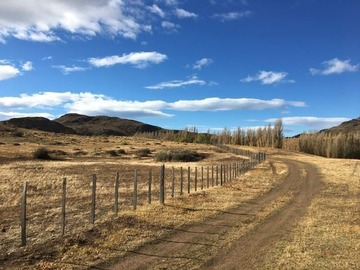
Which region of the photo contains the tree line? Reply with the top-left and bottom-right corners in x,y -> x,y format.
135,119 -> 284,149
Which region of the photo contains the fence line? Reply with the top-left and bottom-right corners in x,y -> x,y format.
18,152 -> 266,246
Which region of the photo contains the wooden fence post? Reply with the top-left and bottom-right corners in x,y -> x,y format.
91,174 -> 96,224
207,166 -> 210,188
211,166 -> 214,187
180,167 -> 183,196
114,172 -> 120,216
194,167 -> 198,192
148,169 -> 152,204
187,167 -> 191,194
216,165 -> 219,186
160,165 -> 165,205
171,167 -> 175,198
21,181 -> 27,246
220,165 -> 223,186
61,178 -> 66,235
201,166 -> 204,190
133,170 -> 138,210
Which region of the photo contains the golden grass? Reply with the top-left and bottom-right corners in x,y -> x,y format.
261,153 -> 360,270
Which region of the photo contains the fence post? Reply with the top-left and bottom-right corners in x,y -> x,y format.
171,167 -> 175,198
148,169 -> 152,204
61,178 -> 66,235
216,165 -> 219,186
114,172 -> 119,216
133,170 -> 138,210
159,165 -> 165,205
91,174 -> 96,224
194,167 -> 198,192
187,167 -> 191,194
207,166 -> 210,188
201,166 -> 204,190
211,166 -> 214,187
21,181 -> 27,246
220,165 -> 223,186
180,167 -> 183,196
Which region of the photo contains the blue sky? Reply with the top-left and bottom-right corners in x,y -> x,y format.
0,0 -> 359,136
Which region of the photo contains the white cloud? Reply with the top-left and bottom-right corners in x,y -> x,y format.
0,111 -> 54,121
266,116 -> 350,129
241,70 -> 295,85
0,91 -> 306,120
174,8 -> 198,18
310,58 -> 359,75
193,58 -> 213,70
21,61 -> 33,71
52,65 -> 88,74
88,51 -> 167,68
161,21 -> 180,31
148,4 -> 166,18
168,98 -> 305,111
145,75 -> 206,89
0,0 -> 150,43
212,11 -> 252,22
0,64 -> 21,81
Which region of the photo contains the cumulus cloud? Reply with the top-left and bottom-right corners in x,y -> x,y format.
241,70 -> 295,85
0,91 -> 306,120
145,75 -> 206,89
310,58 -> 359,75
52,65 -> 88,74
0,64 -> 21,81
88,51 -> 167,68
174,8 -> 198,18
0,0 -> 151,43
212,11 -> 252,22
193,58 -> 213,70
266,116 -> 350,130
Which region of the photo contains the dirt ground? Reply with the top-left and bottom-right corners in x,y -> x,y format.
100,158 -> 321,270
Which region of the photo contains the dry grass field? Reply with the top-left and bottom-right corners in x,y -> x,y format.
0,127 -> 359,269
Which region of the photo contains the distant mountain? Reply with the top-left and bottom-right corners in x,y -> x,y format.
1,113 -> 164,136
320,117 -> 360,134
2,117 -> 76,134
55,113 -> 163,136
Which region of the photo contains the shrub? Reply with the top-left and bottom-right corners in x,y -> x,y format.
135,148 -> 151,157
33,147 -> 52,160
155,149 -> 206,162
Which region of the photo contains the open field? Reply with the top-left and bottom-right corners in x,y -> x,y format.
0,128 -> 359,269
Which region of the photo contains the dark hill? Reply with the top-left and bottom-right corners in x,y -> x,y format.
54,113 -> 163,136
2,117 -> 76,134
320,117 -> 360,134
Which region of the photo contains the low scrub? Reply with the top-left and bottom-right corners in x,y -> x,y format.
155,149 -> 206,162
33,147 -> 52,160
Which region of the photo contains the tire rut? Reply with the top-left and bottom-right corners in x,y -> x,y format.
103,159 -> 321,270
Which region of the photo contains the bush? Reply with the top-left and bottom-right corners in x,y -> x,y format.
33,147 -> 52,160
155,149 -> 206,162
135,148 -> 151,157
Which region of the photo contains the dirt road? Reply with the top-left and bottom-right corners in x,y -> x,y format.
103,159 -> 321,270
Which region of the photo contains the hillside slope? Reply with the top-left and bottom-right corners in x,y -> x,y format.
54,113 -> 163,136
320,117 -> 360,134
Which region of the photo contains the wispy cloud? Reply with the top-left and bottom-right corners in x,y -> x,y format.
52,65 -> 88,75
212,11 -> 252,22
266,116 -> 350,130
174,8 -> 198,18
193,58 -> 213,70
241,70 -> 295,85
310,58 -> 359,75
148,4 -> 166,18
88,51 -> 168,68
145,75 -> 206,89
21,61 -> 33,71
0,91 -> 306,120
161,21 -> 180,31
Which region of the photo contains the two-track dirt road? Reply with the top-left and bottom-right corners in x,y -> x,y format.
102,158 -> 321,270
